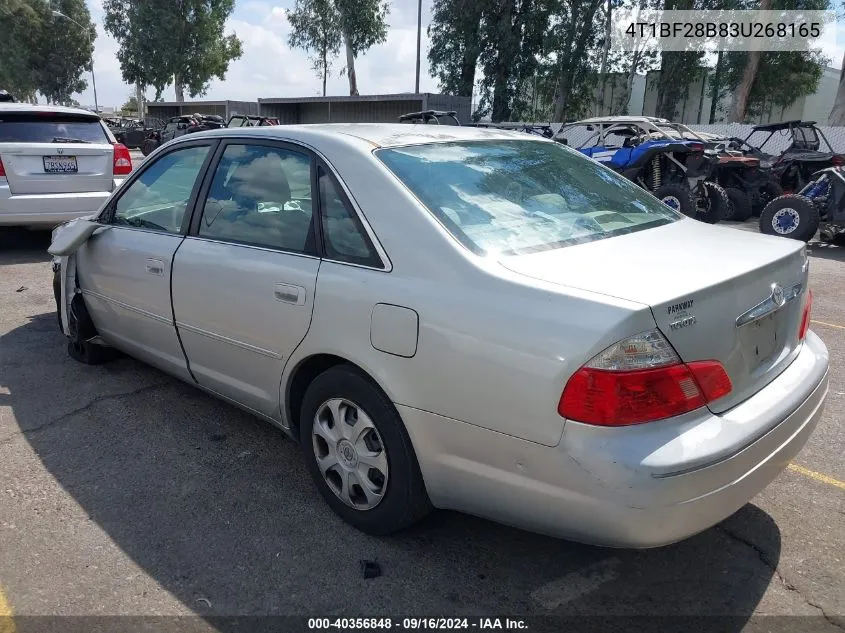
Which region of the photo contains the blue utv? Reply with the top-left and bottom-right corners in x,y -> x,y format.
557,116 -> 728,223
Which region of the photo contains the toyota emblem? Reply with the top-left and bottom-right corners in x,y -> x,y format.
771,283 -> 785,307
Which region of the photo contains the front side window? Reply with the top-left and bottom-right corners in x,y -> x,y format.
112,144 -> 211,233
376,140 -> 680,256
198,144 -> 315,254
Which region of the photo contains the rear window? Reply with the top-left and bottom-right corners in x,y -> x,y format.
375,139 -> 680,256
0,113 -> 108,143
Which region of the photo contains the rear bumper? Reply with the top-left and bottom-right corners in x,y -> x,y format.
0,179 -> 120,227
401,331 -> 829,548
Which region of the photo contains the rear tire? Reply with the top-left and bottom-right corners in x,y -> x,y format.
753,178 -> 783,216
141,138 -> 158,156
653,183 -> 696,219
299,365 -> 432,535
696,181 -> 729,224
759,195 -> 820,242
725,187 -> 752,222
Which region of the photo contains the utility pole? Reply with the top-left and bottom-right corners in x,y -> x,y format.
414,0 -> 422,93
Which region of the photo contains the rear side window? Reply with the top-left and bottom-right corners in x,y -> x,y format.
0,113 -> 108,143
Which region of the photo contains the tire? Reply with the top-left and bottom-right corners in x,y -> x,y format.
299,365 -> 432,535
141,138 -> 158,156
53,269 -> 63,334
653,183 -> 696,218
725,187 -> 752,222
753,178 -> 783,216
65,294 -> 117,365
696,181 -> 729,224
759,195 -> 820,242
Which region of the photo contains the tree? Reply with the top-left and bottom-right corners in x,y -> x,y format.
428,0 -> 485,96
0,0 -> 94,104
121,94 -> 139,113
287,0 -> 341,96
727,0 -> 772,121
104,0 -> 243,102
39,0 -> 96,105
0,0 -> 43,101
336,0 -> 389,95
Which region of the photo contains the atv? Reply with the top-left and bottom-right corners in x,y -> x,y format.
743,121 -> 845,193
141,114 -> 226,156
226,114 -> 281,127
648,123 -> 784,220
398,110 -> 461,125
557,116 -> 729,223
758,166 -> 845,242
113,118 -> 156,150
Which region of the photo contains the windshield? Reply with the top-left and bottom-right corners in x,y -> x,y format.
375,140 -> 680,256
0,113 -> 108,143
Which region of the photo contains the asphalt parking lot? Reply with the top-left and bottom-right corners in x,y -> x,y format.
0,220 -> 843,632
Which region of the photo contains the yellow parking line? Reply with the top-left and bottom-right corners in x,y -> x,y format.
788,463 -> 845,491
811,319 -> 845,331
0,585 -> 15,633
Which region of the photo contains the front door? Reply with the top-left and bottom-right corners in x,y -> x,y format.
75,142 -> 215,379
171,141 -> 320,418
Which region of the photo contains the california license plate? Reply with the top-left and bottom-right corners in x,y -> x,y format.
43,155 -> 78,173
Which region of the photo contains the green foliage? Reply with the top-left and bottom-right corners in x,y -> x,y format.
287,0 -> 342,94
104,0 -> 243,101
121,94 -> 139,113
335,0 -> 389,56
428,0 -> 484,96
287,0 -> 388,95
0,0 -> 94,104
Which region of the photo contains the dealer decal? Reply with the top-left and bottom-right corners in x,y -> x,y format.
667,299 -> 694,315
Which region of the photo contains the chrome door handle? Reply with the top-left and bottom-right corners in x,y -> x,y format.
145,258 -> 164,276
274,283 -> 306,305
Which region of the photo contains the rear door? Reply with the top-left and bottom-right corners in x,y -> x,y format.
0,110 -> 114,194
75,140 -> 216,379
171,140 -> 321,417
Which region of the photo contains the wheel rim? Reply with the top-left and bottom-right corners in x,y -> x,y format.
772,208 -> 800,234
661,195 -> 681,210
311,398 -> 389,510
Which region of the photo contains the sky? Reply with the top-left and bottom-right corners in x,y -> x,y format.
72,0 -> 845,110
74,0 -> 439,109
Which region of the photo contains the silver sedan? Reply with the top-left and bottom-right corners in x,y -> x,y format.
49,124 -> 829,548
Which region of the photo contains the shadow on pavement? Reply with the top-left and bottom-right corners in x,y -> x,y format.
809,240 -> 845,263
0,229 -> 52,265
1,312 -> 781,631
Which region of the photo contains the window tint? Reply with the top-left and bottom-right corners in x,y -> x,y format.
198,144 -> 315,253
318,167 -> 380,267
0,113 -> 108,143
376,140 -> 679,256
112,145 -> 210,233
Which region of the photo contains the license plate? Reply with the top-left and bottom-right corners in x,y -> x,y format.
43,155 -> 78,173
748,314 -> 778,363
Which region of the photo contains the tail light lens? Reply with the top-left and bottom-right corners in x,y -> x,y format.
832,155 -> 844,166
799,290 -> 813,340
112,143 -> 132,175
558,329 -> 732,426
0,157 -> 5,178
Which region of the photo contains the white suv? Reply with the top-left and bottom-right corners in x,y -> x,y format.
0,103 -> 132,228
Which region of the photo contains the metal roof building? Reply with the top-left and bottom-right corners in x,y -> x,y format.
257,93 -> 472,125
145,100 -> 258,125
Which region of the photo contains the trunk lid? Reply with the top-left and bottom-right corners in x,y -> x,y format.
499,220 -> 808,413
0,111 -> 114,194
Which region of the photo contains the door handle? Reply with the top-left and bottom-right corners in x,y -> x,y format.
274,283 -> 306,305
145,258 -> 164,276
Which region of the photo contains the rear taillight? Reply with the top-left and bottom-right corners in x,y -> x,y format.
112,143 -> 132,175
558,329 -> 732,426
0,156 -> 5,178
799,289 -> 813,340
832,155 -> 844,166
